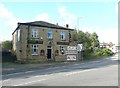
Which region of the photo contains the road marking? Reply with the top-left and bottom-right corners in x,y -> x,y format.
93,61 -> 101,63
66,69 -> 97,76
3,72 -> 25,76
2,79 -> 11,82
3,70 -> 35,76
25,71 -> 34,73
13,78 -> 48,86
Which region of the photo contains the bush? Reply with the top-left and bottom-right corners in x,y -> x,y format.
95,48 -> 113,56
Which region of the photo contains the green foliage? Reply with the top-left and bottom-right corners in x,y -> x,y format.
91,32 -> 100,48
72,30 -> 78,41
2,40 -> 12,50
72,30 -> 113,60
95,48 -> 113,56
72,30 -> 99,50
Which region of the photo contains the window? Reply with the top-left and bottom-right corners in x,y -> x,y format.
17,29 -> 21,41
60,46 -> 65,54
60,32 -> 65,40
32,45 -> 38,55
48,30 -> 52,39
32,29 -> 38,38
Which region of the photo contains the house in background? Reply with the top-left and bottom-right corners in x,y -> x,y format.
12,21 -> 74,62
100,42 -> 117,53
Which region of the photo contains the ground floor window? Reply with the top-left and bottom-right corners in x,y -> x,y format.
32,44 -> 38,55
60,46 -> 66,55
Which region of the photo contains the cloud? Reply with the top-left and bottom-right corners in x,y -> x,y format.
58,6 -> 77,28
0,3 -> 22,41
34,13 -> 49,22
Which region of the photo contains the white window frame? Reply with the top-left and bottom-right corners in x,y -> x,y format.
48,30 -> 53,39
32,29 -> 39,38
32,44 -> 38,55
60,46 -> 66,55
17,29 -> 21,41
60,32 -> 65,40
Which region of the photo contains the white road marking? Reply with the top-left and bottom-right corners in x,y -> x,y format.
25,71 -> 34,73
66,69 -> 97,76
93,61 -> 101,63
3,70 -> 35,76
2,79 -> 11,82
3,72 -> 25,76
13,78 -> 48,86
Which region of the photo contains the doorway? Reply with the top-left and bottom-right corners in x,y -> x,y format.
47,48 -> 51,59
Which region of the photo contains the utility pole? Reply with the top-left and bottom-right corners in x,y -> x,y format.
77,17 -> 79,32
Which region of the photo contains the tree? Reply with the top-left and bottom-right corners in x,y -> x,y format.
72,29 -> 78,41
72,30 -> 100,51
91,32 -> 100,48
2,40 -> 12,51
83,32 -> 92,50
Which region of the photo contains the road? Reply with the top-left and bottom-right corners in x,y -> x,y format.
2,54 -> 118,86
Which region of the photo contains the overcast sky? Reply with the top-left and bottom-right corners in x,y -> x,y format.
0,1 -> 118,44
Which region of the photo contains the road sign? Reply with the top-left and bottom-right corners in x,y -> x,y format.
66,51 -> 77,54
67,46 -> 77,51
77,44 -> 83,51
67,55 -> 76,61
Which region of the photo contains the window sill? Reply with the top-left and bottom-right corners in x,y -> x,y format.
48,38 -> 53,40
31,37 -> 40,39
60,39 -> 66,41
32,54 -> 39,56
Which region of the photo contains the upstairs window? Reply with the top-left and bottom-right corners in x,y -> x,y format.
17,29 -> 21,41
48,30 -> 52,39
60,32 -> 65,40
32,44 -> 38,55
32,29 -> 39,38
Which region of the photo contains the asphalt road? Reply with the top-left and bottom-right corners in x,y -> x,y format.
2,54 -> 118,86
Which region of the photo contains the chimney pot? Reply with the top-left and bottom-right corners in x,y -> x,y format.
66,24 -> 69,28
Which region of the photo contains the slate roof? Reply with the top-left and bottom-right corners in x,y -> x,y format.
19,21 -> 74,30
12,21 -> 74,35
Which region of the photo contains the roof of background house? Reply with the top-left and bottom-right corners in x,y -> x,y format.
12,21 -> 74,35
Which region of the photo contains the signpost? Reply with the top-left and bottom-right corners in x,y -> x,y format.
77,44 -> 83,61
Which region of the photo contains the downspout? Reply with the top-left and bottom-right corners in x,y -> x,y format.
26,25 -> 30,60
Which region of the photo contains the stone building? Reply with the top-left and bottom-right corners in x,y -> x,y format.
12,21 -> 74,62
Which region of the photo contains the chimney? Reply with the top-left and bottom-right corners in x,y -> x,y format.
66,24 -> 69,28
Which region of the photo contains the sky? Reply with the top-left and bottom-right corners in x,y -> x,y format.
0,1 -> 118,44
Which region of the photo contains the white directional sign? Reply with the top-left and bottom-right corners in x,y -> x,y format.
77,44 -> 83,51
66,51 -> 77,54
67,55 -> 76,61
67,46 -> 77,51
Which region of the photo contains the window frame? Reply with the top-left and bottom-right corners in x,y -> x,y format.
32,29 -> 39,38
32,44 -> 39,55
60,46 -> 66,55
17,29 -> 21,41
60,31 -> 65,41
48,30 -> 53,39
